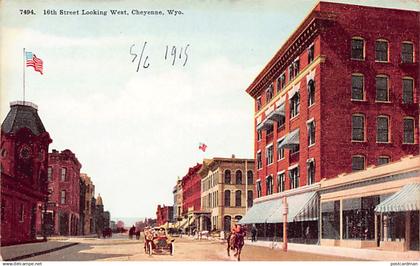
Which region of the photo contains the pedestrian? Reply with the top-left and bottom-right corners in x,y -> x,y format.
251,224 -> 257,242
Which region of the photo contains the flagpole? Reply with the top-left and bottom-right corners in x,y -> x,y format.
23,48 -> 26,103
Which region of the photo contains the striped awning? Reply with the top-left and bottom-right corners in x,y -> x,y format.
267,104 -> 285,122
240,191 -> 319,224
375,183 -> 420,212
238,198 -> 280,224
279,128 -> 300,149
257,117 -> 274,131
266,191 -> 318,223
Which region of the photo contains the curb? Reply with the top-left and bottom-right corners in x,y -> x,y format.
4,242 -> 79,261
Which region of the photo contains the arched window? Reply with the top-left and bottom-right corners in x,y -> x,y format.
247,190 -> 253,207
266,175 -> 273,195
308,79 -> 315,106
235,215 -> 243,222
223,216 -> 231,232
247,170 -> 253,185
224,190 -> 231,207
235,190 -> 242,207
224,170 -> 231,184
235,170 -> 242,184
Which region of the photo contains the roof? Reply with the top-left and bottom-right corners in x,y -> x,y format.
1,101 -> 47,135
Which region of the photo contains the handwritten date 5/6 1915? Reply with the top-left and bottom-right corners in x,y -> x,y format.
130,42 -> 190,72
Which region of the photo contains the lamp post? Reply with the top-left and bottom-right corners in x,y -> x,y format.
282,196 -> 288,252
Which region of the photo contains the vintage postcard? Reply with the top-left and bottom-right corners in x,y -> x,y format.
0,0 -> 419,265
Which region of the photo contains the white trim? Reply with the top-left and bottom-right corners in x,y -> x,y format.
306,117 -> 315,124
256,150 -> 261,154
288,163 -> 299,170
306,68 -> 316,84
275,96 -> 286,108
265,105 -> 275,116
277,136 -> 286,143
266,143 -> 273,148
306,158 -> 315,163
256,115 -> 262,125
277,170 -> 286,175
288,82 -> 300,98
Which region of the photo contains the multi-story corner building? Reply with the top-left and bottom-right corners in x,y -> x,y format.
1,101 -> 52,245
198,156 -> 254,233
156,204 -> 174,226
173,179 -> 183,223
241,1 -> 419,244
79,173 -> 95,235
180,163 -> 202,234
46,149 -> 82,236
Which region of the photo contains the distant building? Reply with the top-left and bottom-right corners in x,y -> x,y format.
79,173 -> 95,235
172,178 -> 183,224
180,163 -> 202,234
46,149 -> 82,236
198,156 -> 254,233
156,204 -> 174,226
0,101 -> 52,245
94,194 -> 110,235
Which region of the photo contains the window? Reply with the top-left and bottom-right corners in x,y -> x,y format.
266,124 -> 274,136
256,97 -> 262,111
401,42 -> 414,63
257,129 -> 262,141
277,73 -> 286,92
247,170 -> 253,185
256,180 -> 262,198
277,172 -> 285,192
378,156 -> 390,165
235,190 -> 242,207
342,196 -> 379,240
266,85 -> 274,102
256,152 -> 262,169
247,190 -> 253,207
376,116 -> 389,143
60,168 -> 67,182
402,78 -> 414,104
235,170 -> 242,185
277,138 -> 285,161
223,216 -> 231,232
19,203 -> 24,222
307,120 -> 315,146
224,170 -> 231,184
351,38 -> 364,60
308,44 -> 314,63
266,145 -> 274,165
290,93 -> 300,118
351,74 -> 364,100
376,76 -> 389,102
60,190 -> 66,204
308,79 -> 315,106
289,64 -> 294,80
224,190 -> 231,207
352,114 -> 365,141
307,160 -> 315,185
289,167 -> 299,189
322,201 -> 340,239
47,167 -> 53,181
375,40 -> 388,62
277,116 -> 285,130
352,155 -> 365,172
293,58 -> 300,77
403,118 -> 415,144
266,175 -> 273,195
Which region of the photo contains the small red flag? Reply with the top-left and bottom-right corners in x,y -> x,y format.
199,142 -> 207,152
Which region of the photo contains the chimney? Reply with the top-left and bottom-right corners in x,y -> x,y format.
231,154 -> 235,158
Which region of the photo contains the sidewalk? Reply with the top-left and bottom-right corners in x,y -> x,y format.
244,240 -> 420,261
1,240 -> 79,261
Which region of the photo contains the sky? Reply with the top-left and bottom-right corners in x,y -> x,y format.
1,0 -> 418,221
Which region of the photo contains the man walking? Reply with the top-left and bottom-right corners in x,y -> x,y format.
251,224 -> 257,242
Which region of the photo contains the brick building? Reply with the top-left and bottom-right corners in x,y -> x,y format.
45,149 -> 81,236
198,156 -> 254,233
0,101 -> 52,245
241,2 -> 419,244
156,204 -> 174,226
179,163 -> 202,234
79,173 -> 95,235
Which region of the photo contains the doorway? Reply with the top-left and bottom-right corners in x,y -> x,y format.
409,211 -> 419,251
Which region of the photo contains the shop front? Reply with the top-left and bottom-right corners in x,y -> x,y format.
319,155 -> 420,251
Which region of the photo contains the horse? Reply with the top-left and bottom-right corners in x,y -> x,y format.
226,232 -> 245,261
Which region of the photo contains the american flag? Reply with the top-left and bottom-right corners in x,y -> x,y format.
198,142 -> 207,152
26,52 -> 43,75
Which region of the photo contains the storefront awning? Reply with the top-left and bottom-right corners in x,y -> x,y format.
237,198 -> 280,224
279,128 -> 300,149
267,104 -> 285,122
240,191 -> 319,224
256,117 -> 274,131
266,191 -> 319,223
375,183 -> 420,213
178,219 -> 188,229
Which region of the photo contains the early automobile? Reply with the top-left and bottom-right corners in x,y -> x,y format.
144,227 -> 174,256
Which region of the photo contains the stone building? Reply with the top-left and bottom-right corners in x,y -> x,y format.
198,156 -> 254,233
79,173 -> 95,235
